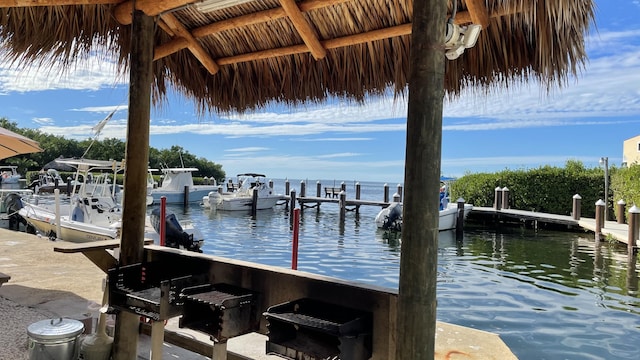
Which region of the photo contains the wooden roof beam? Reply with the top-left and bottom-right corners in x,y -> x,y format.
217,23 -> 413,66
278,0 -> 326,60
0,0 -> 120,6
155,0 -> 350,59
464,0 -> 490,28
113,0 -> 196,25
159,13 -> 220,74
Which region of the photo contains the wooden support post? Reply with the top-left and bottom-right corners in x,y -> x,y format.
456,198 -> 465,235
339,191 -> 346,224
113,9 -> 154,360
396,0 -> 445,357
340,181 -> 346,193
150,320 -> 164,360
289,190 -> 296,225
397,184 -> 403,203
183,185 -> 189,207
629,206 -> 639,255
355,182 -> 361,216
572,194 -> 582,220
251,188 -> 258,217
316,181 -> 321,197
595,199 -> 605,233
617,199 -> 626,224
494,186 -> 502,210
300,180 -> 306,197
285,179 -> 290,195
501,187 -> 509,209
383,183 -> 389,203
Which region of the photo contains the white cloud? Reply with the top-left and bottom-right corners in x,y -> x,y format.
32,117 -> 54,125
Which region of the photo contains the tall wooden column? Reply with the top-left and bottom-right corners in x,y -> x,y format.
396,0 -> 446,358
112,9 -> 154,360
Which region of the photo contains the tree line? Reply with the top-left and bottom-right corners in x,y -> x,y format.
0,118 -> 226,182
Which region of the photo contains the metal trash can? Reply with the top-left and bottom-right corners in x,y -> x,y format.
27,318 -> 84,360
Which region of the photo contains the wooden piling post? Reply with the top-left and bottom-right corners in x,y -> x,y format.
355,182 -> 361,216
341,181 -> 346,193
289,190 -> 296,225
339,191 -> 346,224
384,183 -> 389,203
316,181 -> 321,197
456,198 -> 465,235
183,185 -> 189,207
251,188 -> 258,217
629,205 -> 639,255
572,194 -> 582,220
595,199 -> 605,233
285,179 -> 290,195
300,181 -> 306,197
617,199 -> 626,224
397,184 -> 403,203
501,187 -> 509,209
393,193 -> 401,202
494,187 -> 502,210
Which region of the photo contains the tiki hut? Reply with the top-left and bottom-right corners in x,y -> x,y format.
0,1 -> 595,359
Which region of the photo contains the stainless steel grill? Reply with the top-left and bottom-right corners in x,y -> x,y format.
264,298 -> 372,360
179,283 -> 259,342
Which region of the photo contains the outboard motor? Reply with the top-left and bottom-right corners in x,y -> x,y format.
382,202 -> 402,231
4,193 -> 27,231
150,208 -> 202,252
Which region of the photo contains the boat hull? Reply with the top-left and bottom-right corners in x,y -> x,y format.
375,203 -> 473,231
203,192 -> 281,211
150,188 -> 218,204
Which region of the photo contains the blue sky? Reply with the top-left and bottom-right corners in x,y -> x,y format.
1,1 -> 639,184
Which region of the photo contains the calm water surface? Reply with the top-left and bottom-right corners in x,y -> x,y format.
153,179 -> 640,360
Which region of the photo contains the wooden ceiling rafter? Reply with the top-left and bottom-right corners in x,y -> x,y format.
464,0 -> 490,28
113,0 -> 195,25
0,0 -> 120,6
159,12 -> 220,74
278,0 -> 326,59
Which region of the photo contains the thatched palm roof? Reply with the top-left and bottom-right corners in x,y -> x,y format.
0,0 -> 595,113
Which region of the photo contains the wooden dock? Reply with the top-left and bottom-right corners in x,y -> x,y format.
469,206 -> 638,250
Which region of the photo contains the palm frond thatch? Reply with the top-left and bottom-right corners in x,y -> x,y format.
0,0 -> 596,113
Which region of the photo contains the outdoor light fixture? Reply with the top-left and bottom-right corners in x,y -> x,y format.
195,0 -> 254,13
445,24 -> 482,60
599,156 -> 609,221
444,0 -> 482,60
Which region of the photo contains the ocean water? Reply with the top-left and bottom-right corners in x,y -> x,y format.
153,179 -> 640,360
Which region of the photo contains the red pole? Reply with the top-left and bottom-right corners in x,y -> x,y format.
160,196 -> 166,246
292,208 -> 300,270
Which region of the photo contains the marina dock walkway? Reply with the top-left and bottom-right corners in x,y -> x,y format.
470,207 -> 638,248
0,228 -> 517,360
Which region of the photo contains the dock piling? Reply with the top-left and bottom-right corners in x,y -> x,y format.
339,191 -> 346,224
572,194 -> 582,220
300,181 -> 306,197
501,187 -> 510,209
618,200 -> 626,224
595,199 -> 605,233
289,190 -> 296,225
251,188 -> 258,217
629,206 -> 639,255
494,187 -> 502,210
384,183 -> 389,203
456,198 -> 465,236
397,184 -> 403,203
316,181 -> 321,197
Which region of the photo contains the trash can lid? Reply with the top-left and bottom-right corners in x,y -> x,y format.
27,318 -> 84,341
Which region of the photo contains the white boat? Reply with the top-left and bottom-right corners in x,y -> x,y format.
375,179 -> 473,231
202,173 -> 282,211
28,168 -> 68,194
17,158 -> 124,242
0,165 -> 21,184
148,167 -> 218,205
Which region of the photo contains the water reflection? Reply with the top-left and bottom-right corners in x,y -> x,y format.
156,202 -> 640,360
